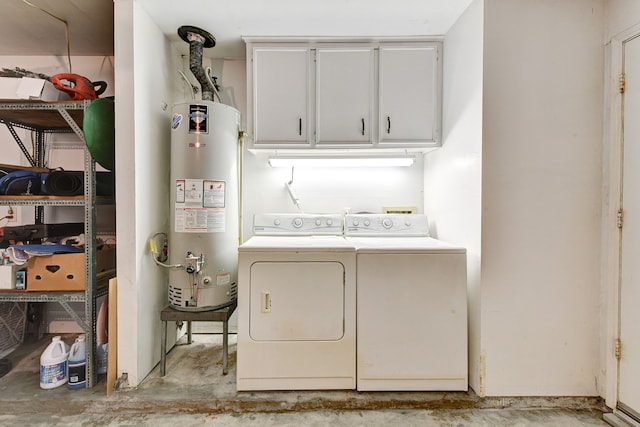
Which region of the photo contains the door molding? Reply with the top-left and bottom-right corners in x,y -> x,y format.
603,24 -> 640,411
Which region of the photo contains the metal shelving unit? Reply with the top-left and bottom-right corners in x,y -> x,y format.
0,100 -> 115,387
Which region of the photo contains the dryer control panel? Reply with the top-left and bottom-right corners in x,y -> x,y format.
254,213 -> 344,235
345,214 -> 430,236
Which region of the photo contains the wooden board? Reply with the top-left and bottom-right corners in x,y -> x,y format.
106,277 -> 117,396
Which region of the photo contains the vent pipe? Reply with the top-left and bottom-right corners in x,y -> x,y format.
177,25 -> 216,101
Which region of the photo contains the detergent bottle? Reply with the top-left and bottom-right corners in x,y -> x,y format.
67,334 -> 87,389
39,336 -> 69,389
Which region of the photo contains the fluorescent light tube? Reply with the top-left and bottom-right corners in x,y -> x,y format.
268,156 -> 415,168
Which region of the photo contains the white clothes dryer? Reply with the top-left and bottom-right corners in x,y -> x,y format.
237,213 -> 356,391
345,214 -> 468,391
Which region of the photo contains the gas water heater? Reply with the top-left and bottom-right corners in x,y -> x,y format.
167,26 -> 241,311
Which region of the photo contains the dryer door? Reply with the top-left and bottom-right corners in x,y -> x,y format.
249,261 -> 345,341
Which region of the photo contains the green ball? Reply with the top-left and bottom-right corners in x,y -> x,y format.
83,98 -> 115,171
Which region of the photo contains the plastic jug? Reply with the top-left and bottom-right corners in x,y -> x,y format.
39,336 -> 69,389
67,334 -> 86,389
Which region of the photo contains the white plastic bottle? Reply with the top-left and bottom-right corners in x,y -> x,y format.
39,336 -> 70,389
67,334 -> 87,389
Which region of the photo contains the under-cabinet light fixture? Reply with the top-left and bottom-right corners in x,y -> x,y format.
268,155 -> 415,168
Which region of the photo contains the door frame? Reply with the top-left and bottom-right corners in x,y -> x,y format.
603,24 -> 640,411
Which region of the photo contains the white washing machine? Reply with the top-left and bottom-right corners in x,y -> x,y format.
345,213 -> 468,391
237,213 -> 356,391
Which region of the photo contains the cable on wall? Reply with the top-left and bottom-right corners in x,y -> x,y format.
21,0 -> 73,73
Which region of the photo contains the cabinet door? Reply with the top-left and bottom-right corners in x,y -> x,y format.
253,48 -> 310,144
379,44 -> 440,145
316,48 -> 374,145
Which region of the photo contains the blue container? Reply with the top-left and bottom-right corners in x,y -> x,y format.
67,335 -> 86,390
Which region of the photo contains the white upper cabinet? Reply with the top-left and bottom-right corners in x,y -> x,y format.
378,44 -> 441,145
244,38 -> 442,151
316,48 -> 374,145
251,47 -> 311,144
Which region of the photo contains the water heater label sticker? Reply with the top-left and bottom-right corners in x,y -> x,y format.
175,180 -> 185,203
203,180 -> 225,208
188,104 -> 208,134
184,208 -> 208,231
216,273 -> 231,286
174,178 -> 225,232
175,208 -> 225,233
207,209 -> 225,232
184,179 -> 203,204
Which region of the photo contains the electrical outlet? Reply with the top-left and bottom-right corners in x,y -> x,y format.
6,207 -> 18,223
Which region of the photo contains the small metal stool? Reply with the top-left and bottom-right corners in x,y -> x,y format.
160,301 -> 237,376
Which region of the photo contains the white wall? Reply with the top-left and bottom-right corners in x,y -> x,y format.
426,0 -> 483,394
605,0 -> 640,40
115,0 -> 177,386
480,0 -> 604,396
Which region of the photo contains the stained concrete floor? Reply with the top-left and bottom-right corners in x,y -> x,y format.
0,333 -> 612,426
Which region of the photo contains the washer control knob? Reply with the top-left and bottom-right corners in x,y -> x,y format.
293,218 -> 303,228
352,219 -> 359,226
405,219 -> 412,227
274,219 -> 281,226
315,219 -> 322,226
327,218 -> 333,226
382,218 -> 393,229
364,219 -> 370,227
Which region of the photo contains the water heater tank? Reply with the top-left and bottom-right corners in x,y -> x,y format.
168,100 -> 241,311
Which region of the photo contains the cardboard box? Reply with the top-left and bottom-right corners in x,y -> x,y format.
0,77 -> 21,99
0,264 -> 27,289
0,76 -> 67,101
26,248 -> 116,292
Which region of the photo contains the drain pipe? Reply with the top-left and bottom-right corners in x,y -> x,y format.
178,25 -> 216,101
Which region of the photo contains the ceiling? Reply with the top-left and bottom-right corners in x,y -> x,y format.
0,0 -> 473,59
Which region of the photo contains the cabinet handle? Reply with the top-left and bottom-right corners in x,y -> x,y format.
298,118 -> 302,136
361,118 -> 365,136
387,116 -> 391,134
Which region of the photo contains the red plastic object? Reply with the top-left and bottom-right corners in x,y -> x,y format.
51,73 -> 97,101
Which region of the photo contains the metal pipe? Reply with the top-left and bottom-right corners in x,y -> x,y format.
178,26 -> 216,101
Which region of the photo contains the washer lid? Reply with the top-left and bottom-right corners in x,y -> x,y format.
347,236 -> 466,254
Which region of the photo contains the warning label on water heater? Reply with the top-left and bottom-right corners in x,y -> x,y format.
188,104 -> 208,134
174,178 -> 225,233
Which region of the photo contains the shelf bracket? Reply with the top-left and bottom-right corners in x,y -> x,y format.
57,299 -> 90,332
56,106 -> 85,143
3,122 -> 36,167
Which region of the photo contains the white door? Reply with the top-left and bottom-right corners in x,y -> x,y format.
316,48 -> 373,145
619,33 -> 640,418
249,261 -> 345,341
253,48 -> 310,144
378,44 -> 440,145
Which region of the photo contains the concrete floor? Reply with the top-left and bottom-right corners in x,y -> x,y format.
0,333 -> 611,426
